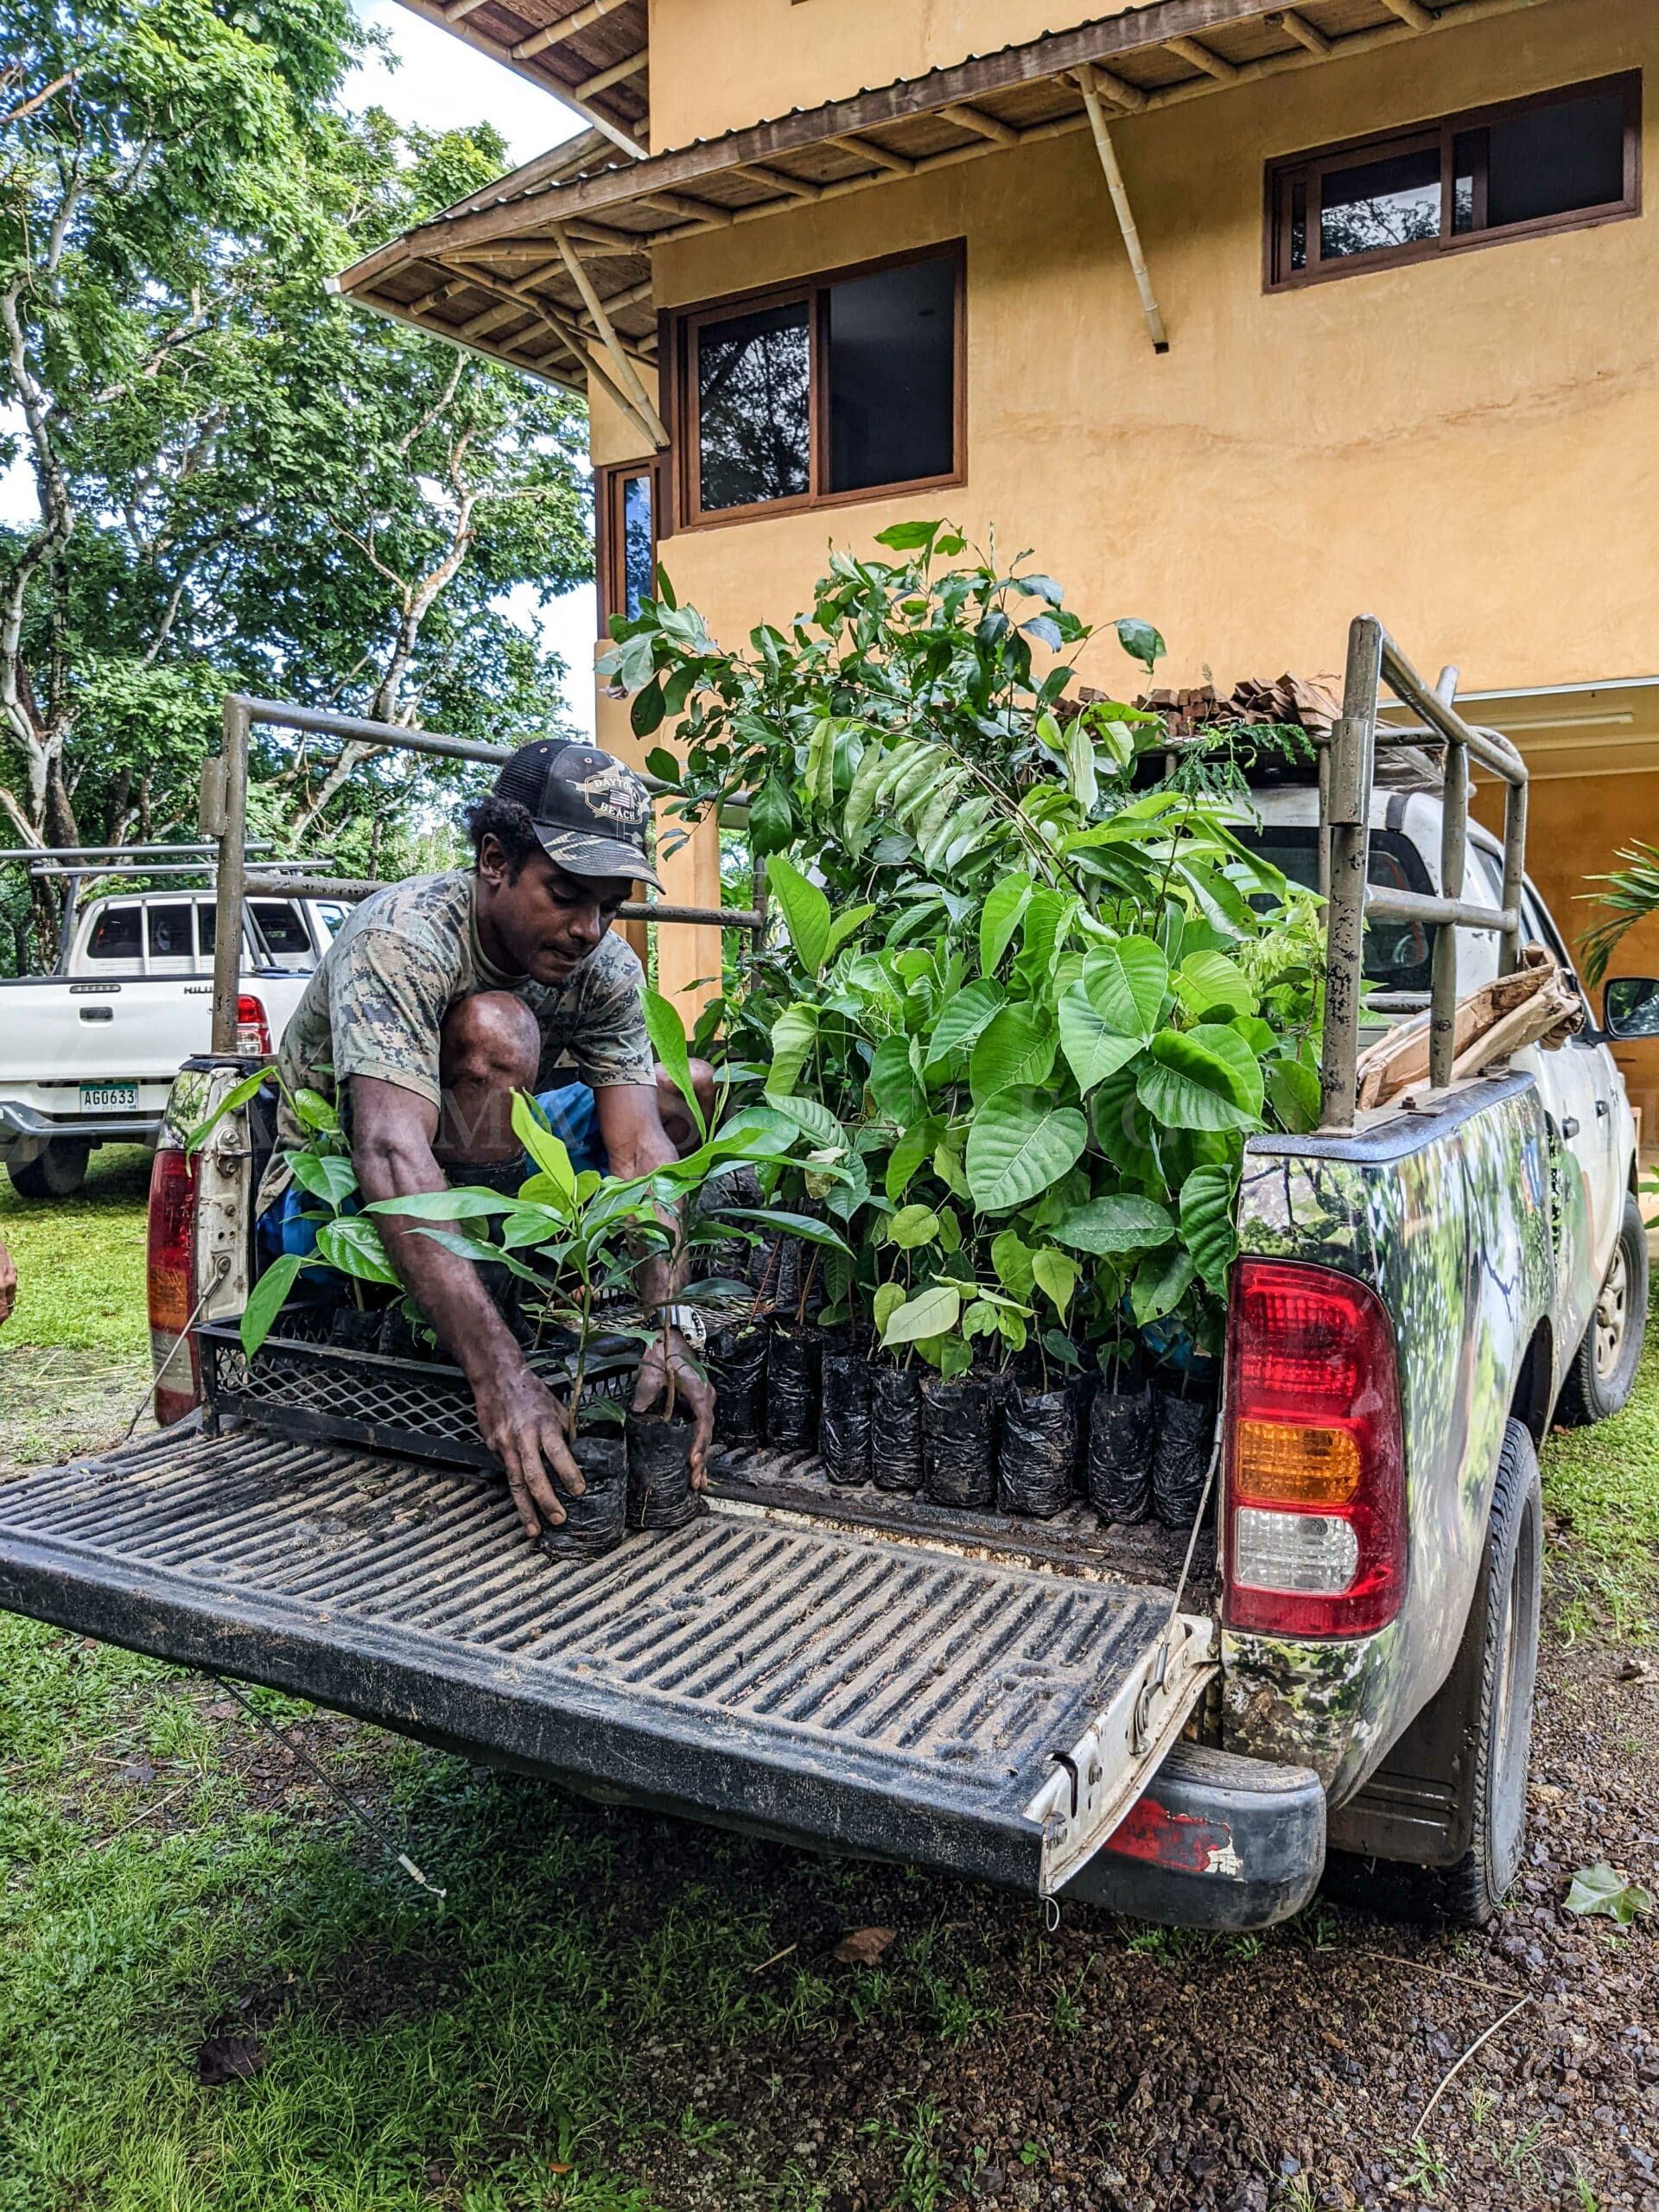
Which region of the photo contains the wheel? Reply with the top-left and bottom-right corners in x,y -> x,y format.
1325,1420 -> 1541,1926
1555,1189 -> 1649,1426
7,1137 -> 91,1199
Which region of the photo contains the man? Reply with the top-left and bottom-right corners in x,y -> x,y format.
256,739 -> 715,1541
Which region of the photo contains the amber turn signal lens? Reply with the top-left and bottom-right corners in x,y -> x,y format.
1233,1418 -> 1361,1505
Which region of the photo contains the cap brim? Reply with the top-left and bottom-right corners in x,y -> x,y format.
535,823 -> 662,892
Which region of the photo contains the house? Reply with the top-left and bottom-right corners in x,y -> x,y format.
337,0 -> 1659,1122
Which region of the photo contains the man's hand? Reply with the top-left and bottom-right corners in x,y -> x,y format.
632,1330 -> 715,1488
470,1357 -> 586,1539
0,1236 -> 15,1328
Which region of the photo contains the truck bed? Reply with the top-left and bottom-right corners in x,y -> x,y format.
0,1422 -> 1234,1900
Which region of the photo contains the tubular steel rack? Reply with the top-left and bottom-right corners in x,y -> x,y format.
201,694 -> 765,1053
1317,616 -> 1529,1133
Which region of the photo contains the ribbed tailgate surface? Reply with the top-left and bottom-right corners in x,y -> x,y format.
0,1428 -> 1173,1884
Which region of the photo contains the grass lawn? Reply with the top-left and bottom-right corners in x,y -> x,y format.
0,1162 -> 1654,2209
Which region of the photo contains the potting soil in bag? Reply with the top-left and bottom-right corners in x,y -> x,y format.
870,1366 -> 923,1491
818,1352 -> 872,1486
626,1413 -> 705,1531
540,1435 -> 627,1560
1086,1385 -> 1154,1524
1152,1385 -> 1217,1529
766,1320 -> 820,1450
705,1319 -> 767,1445
922,1375 -> 1000,1510
998,1380 -> 1084,1518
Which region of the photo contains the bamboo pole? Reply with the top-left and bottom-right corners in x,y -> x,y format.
1164,34 -> 1239,79
550,222 -> 669,447
1077,69 -> 1169,353
1265,8 -> 1333,55
513,0 -> 630,60
573,48 -> 649,101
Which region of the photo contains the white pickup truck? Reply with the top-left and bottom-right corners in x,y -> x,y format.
0,887 -> 344,1198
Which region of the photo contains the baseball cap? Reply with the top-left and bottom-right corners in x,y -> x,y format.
493,739 -> 661,890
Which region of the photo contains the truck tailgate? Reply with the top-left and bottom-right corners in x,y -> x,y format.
0,1427 -> 1215,1897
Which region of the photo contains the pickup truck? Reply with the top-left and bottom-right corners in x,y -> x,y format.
0,884 -> 343,1198
0,629 -> 1649,1929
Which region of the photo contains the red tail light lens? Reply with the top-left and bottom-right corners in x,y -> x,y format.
147,1144 -> 200,1427
1224,1258 -> 1407,1637
235,994 -> 271,1057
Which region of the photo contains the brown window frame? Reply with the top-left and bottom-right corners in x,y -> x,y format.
1266,72 -> 1641,291
670,240 -> 966,531
595,454 -> 665,633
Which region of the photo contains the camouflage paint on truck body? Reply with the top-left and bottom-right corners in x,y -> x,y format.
1223,1074 -> 1555,1800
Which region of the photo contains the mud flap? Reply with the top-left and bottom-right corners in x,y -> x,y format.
1026,1611 -> 1218,1897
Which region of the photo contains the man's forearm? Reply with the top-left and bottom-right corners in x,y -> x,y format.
354,1131 -> 523,1385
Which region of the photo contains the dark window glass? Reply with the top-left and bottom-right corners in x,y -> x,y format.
86,905 -> 140,962
196,900 -> 216,955
315,903 -> 346,938
1289,179 -> 1307,271
826,256 -> 956,494
1238,827 -> 1436,993
620,470 -> 654,617
251,900 -> 309,957
1484,87 -> 1626,228
1452,132 -> 1480,233
146,903 -> 194,958
696,300 -> 810,512
1319,148 -> 1440,260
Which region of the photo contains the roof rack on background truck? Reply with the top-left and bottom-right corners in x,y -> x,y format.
0,620 -> 1647,1933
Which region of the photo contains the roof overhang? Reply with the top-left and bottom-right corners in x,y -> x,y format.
1385,677 -> 1659,782
392,0 -> 651,157
338,0 -> 1558,423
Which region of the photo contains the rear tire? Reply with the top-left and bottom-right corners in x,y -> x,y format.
1325,1419 -> 1541,1926
7,1137 -> 91,1199
1555,1190 -> 1648,1426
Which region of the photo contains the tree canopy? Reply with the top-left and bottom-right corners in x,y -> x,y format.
0,0 -> 590,953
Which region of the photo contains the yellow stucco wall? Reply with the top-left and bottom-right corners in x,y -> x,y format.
594,0 -> 1657,1014
648,0 -> 1130,147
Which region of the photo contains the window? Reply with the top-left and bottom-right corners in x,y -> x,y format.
677,244 -> 963,524
597,458 -> 663,630
1268,74 -> 1639,288
1236,825 -> 1436,994
251,900 -> 311,960
85,905 -> 141,962
145,903 -> 195,960
195,900 -> 217,957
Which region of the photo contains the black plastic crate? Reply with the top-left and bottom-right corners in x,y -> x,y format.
197,1311 -> 637,1471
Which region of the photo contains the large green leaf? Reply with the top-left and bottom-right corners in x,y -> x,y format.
766,853 -> 831,978
1266,1056 -> 1322,1135
767,1003 -> 818,1096
185,1065 -> 273,1156
1131,1248 -> 1197,1324
881,1283 -> 962,1347
366,1188 -> 517,1220
1083,938 -> 1168,1037
748,773 -> 795,855
1179,1162 -> 1241,1297
1032,1246 -> 1080,1321
884,1117 -> 941,1202
844,738 -> 897,850
964,1091 -> 1088,1215
1052,1194 -> 1175,1255
969,1006 -> 1057,1104
760,1092 -> 842,1150
868,1035 -> 925,1122
512,1092 -> 577,1205
979,875 -> 1031,977
989,1228 -> 1037,1300
1175,950 -> 1255,1019
644,987 -> 706,1141
924,978 -> 1005,1069
888,1204 -> 940,1249
315,1215 -> 401,1287
1137,1026 -> 1263,1132
719,1207 -> 852,1255
873,1281 -> 907,1338
287,1148 -> 358,1209
1057,985 -> 1145,1093
239,1251 -> 303,1360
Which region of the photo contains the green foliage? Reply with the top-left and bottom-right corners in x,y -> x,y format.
606,527 -> 1326,1379
0,0 -> 590,960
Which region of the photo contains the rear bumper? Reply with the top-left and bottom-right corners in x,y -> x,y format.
1066,1742 -> 1326,1929
0,1099 -> 162,1153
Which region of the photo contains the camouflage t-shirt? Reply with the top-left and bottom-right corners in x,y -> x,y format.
257,871 -> 652,1210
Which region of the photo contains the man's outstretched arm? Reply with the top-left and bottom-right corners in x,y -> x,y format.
349,1074 -> 584,1537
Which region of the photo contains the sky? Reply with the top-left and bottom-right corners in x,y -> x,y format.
0,2 -> 600,735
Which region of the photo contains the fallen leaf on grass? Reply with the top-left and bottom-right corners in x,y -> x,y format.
196,2035 -> 267,2086
833,1926 -> 895,1964
1564,1862 -> 1653,1925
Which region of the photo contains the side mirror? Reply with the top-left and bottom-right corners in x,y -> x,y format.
1601,976 -> 1659,1040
